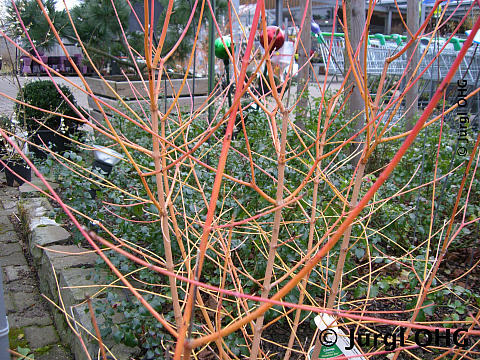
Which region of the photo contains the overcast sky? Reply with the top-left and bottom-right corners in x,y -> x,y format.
0,0 -> 80,17
55,0 -> 80,11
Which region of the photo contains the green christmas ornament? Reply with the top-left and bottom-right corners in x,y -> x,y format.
214,36 -> 233,61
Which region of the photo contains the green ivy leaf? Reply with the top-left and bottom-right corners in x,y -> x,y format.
124,332 -> 138,347
112,329 -> 123,343
354,247 -> 365,259
423,301 -> 435,316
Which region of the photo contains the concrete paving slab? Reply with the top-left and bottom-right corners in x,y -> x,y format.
0,241 -> 22,256
4,265 -> 30,282
4,292 -> 15,313
0,216 -> 14,233
24,325 -> 60,349
37,345 -> 73,360
8,312 -> 53,328
0,230 -> 20,242
0,251 -> 27,266
13,292 -> 41,312
4,278 -> 36,293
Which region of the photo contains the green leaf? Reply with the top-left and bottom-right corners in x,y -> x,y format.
112,329 -> 123,343
379,279 -> 390,291
423,301 -> 435,316
17,347 -> 32,359
354,247 -> 365,259
124,332 -> 138,347
132,204 -> 143,217
417,309 -> 426,323
354,286 -> 366,298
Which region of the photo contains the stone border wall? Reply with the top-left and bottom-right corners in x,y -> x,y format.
85,76 -> 209,122
18,182 -> 140,360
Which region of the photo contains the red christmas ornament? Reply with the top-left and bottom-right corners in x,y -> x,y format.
259,26 -> 285,53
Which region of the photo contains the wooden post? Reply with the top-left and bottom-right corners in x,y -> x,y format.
346,0 -> 366,149
295,0 -> 312,129
386,8 -> 392,34
405,0 -> 419,130
207,0 -> 216,166
207,0 -> 216,124
275,0 -> 283,27
310,3 -> 365,359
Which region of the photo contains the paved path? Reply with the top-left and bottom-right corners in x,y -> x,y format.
0,177 -> 72,359
0,75 -> 88,118
0,73 -> 341,119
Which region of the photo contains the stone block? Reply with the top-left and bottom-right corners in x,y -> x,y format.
0,230 -> 20,243
0,242 -> 22,256
4,265 -> 30,283
37,345 -> 72,360
8,312 -> 52,328
38,264 -> 58,305
19,179 -> 58,195
13,292 -> 41,312
110,343 -> 141,360
70,302 -> 96,360
42,245 -> 97,270
59,268 -> 107,306
0,252 -> 27,266
19,197 -> 53,216
24,325 -> 59,349
33,226 -> 70,246
30,226 -> 70,263
48,304 -> 74,347
0,216 -> 13,233
18,198 -> 54,230
4,278 -> 36,293
70,301 -> 137,360
30,217 -> 60,231
1,199 -> 17,210
4,293 -> 15,313
7,298 -> 52,328
0,209 -> 15,216
69,297 -> 139,360
0,186 -> 20,198
39,245 -> 97,304
42,245 -> 98,271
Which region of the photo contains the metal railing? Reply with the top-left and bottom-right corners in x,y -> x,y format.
317,33 -> 480,83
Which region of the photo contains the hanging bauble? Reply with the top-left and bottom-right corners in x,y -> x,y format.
214,36 -> 233,61
311,21 -> 321,35
259,26 -> 285,53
